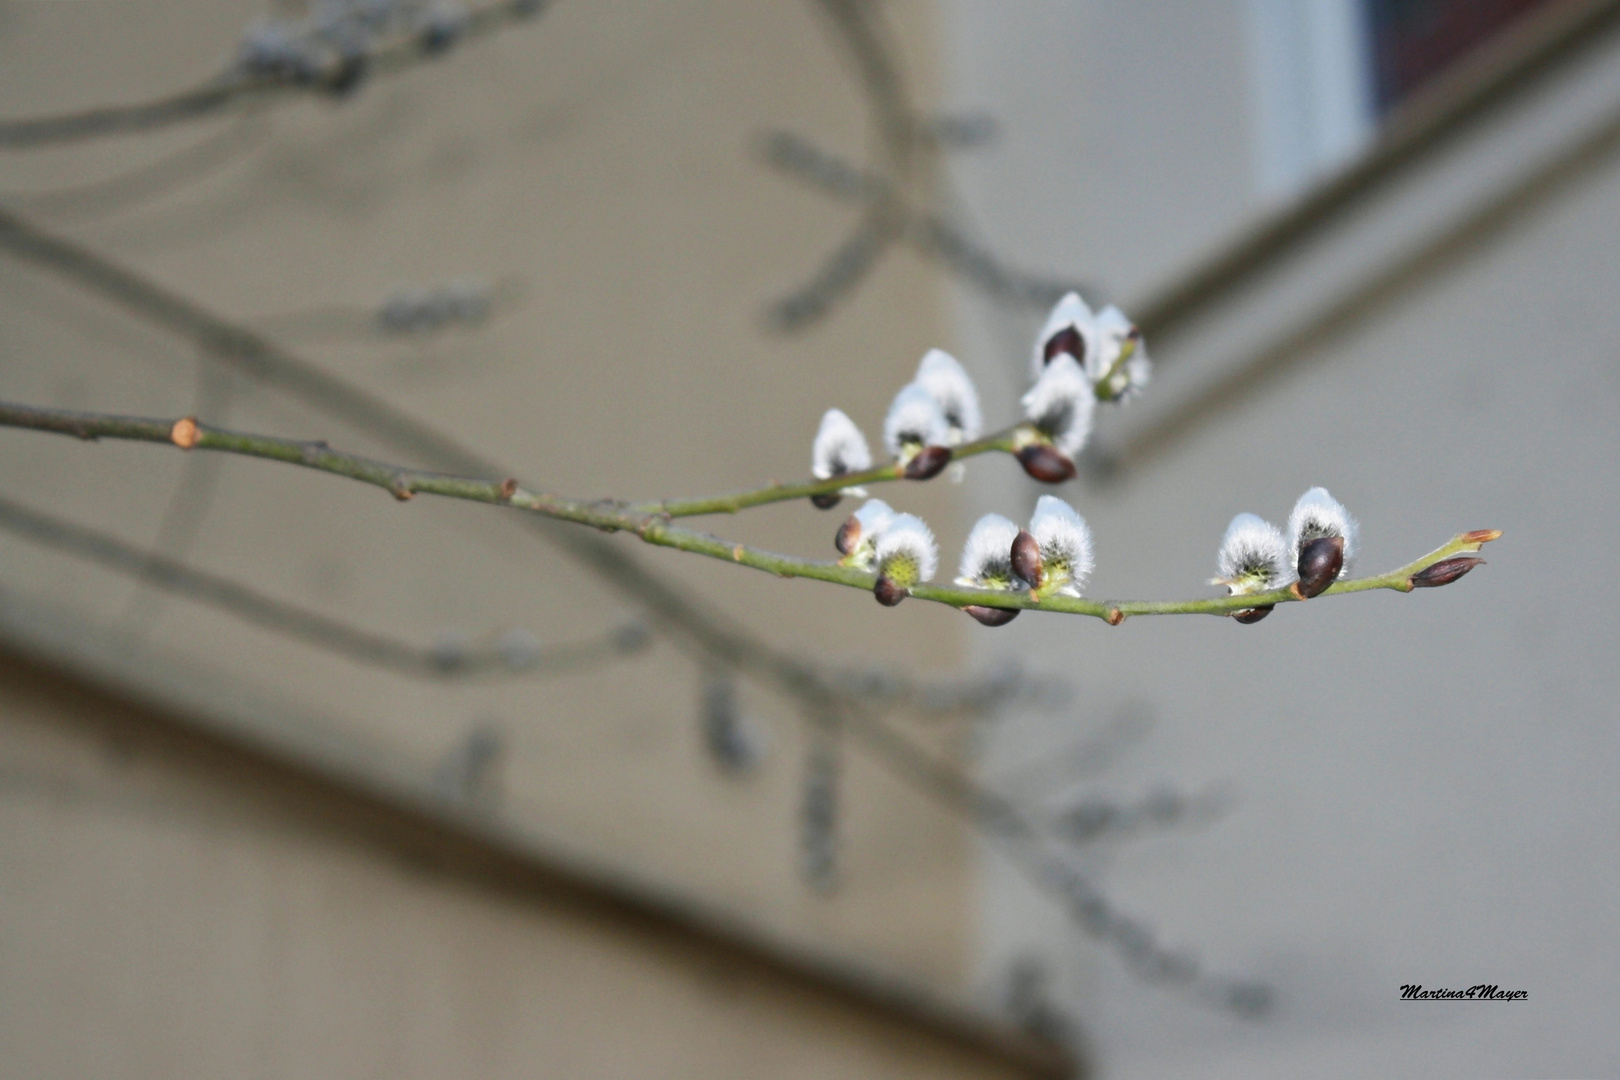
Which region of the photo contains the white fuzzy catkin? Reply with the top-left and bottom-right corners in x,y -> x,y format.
842,498 -> 897,570
1287,487 -> 1358,577
875,513 -> 938,584
1214,513 -> 1293,594
1030,292 -> 1098,381
811,408 -> 873,481
1020,354 -> 1097,458
913,349 -> 983,445
1029,495 -> 1095,596
1091,304 -> 1151,400
955,513 -> 1023,589
883,382 -> 950,458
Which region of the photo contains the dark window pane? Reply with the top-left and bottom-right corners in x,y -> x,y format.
1366,0 -> 1558,114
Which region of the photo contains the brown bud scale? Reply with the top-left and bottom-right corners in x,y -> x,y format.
1410,556 -> 1484,589
1043,326 -> 1085,366
499,477 -> 520,503
963,605 -> 1019,627
1015,444 -> 1077,484
1106,608 -> 1125,626
1462,529 -> 1503,545
1295,535 -> 1345,599
810,492 -> 843,510
1010,530 -> 1044,590
873,576 -> 907,606
834,517 -> 860,556
903,445 -> 953,480
1233,605 -> 1273,624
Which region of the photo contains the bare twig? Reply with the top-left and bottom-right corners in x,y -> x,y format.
761,131 -> 1085,313
0,492 -> 647,678
0,115 -> 271,218
766,1 -> 1084,329
0,0 -> 554,149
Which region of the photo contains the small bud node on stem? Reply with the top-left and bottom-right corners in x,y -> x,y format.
1462,529 -> 1504,545
811,492 -> 843,510
1232,605 -> 1273,624
1106,608 -> 1125,626
169,417 -> 200,450
498,477 -> 519,503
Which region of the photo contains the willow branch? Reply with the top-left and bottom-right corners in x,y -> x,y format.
0,492 -> 647,678
0,400 -> 1501,623
0,0 -> 551,149
633,426 -> 1020,517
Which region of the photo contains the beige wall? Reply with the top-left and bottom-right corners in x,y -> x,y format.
0,0 -> 981,998
0,647 -> 1061,1080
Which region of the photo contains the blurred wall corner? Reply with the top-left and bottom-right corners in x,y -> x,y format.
948,1 -> 1620,1076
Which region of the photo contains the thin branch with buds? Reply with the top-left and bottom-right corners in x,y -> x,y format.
0,400 -> 1502,623
0,201 -> 1493,1012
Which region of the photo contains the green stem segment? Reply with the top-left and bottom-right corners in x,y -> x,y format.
634,427 -> 1022,517
0,400 -> 1499,623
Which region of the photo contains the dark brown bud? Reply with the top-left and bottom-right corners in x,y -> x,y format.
903,445 -> 953,480
1043,325 -> 1085,366
1295,535 -> 1344,599
811,492 -> 843,510
873,576 -> 907,606
1232,605 -> 1273,624
1010,529 -> 1044,590
1411,556 -> 1485,589
1015,444 -> 1077,483
834,516 -> 861,556
963,604 -> 1019,627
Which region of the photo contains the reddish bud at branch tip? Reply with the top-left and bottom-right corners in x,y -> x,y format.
903,445 -> 953,480
1295,535 -> 1344,599
1015,444 -> 1077,483
1233,605 -> 1273,624
1411,556 -> 1484,588
963,605 -> 1019,627
1010,529 -> 1043,590
873,576 -> 907,606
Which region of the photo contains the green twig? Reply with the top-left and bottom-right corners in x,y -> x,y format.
0,400 -> 1500,622
634,427 -> 1020,517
